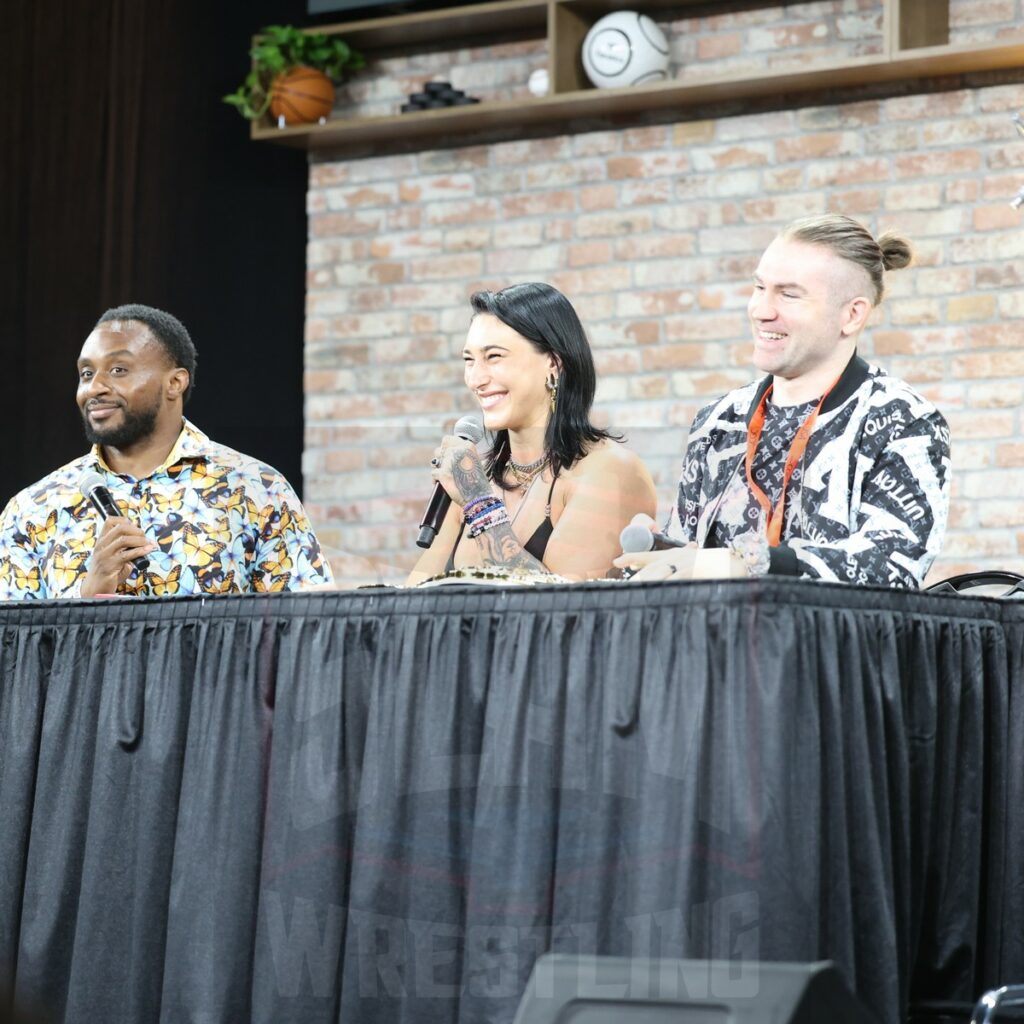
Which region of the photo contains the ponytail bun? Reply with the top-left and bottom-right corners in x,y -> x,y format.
878,231 -> 913,272
783,214 -> 914,304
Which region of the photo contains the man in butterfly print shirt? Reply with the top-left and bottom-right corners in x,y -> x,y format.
0,304 -> 333,600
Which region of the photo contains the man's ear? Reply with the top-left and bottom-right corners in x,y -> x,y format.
167,368 -> 190,400
841,296 -> 872,337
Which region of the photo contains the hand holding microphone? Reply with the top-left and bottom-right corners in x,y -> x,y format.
79,472 -> 157,597
619,513 -> 691,555
417,415 -> 485,548
614,513 -> 697,581
614,514 -> 751,582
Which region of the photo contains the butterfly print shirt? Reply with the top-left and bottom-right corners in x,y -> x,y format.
666,355 -> 951,589
0,420 -> 333,599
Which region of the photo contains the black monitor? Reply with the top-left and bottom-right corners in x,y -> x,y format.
512,956 -> 879,1024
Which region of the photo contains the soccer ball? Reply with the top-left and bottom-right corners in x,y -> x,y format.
581,11 -> 670,90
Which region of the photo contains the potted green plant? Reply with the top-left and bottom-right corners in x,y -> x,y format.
223,24 -> 365,125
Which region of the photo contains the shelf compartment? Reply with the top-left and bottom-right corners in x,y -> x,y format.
888,0 -> 950,53
314,0 -> 548,53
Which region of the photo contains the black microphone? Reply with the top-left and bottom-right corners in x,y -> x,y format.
416,414 -> 485,549
619,521 -> 689,554
79,471 -> 150,573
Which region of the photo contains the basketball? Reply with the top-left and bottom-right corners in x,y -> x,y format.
269,66 -> 335,124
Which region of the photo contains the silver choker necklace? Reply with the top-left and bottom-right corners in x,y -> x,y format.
508,453 -> 547,487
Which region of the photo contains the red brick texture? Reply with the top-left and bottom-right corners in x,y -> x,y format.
305,5 -> 1024,584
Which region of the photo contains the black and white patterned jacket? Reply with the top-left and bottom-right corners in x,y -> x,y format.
666,354 -> 951,588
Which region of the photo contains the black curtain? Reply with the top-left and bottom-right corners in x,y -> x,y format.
1,0 -> 308,502
1,579 -> 1022,1024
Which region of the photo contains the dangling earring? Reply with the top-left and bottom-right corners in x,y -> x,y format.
546,374 -> 559,414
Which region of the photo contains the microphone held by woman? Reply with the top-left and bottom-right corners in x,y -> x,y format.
416,415 -> 484,549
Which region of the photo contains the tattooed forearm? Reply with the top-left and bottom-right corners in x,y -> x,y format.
453,450 -> 490,502
447,445 -> 545,571
471,522 -> 546,572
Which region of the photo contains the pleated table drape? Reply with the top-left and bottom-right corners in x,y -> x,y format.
1,578 -> 1020,1024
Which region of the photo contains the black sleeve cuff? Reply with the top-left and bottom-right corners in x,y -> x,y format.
768,543 -> 800,576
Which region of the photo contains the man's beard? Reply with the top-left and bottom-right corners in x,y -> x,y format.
82,401 -> 160,448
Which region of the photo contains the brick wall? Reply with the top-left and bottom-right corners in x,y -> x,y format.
305,3 -> 1024,584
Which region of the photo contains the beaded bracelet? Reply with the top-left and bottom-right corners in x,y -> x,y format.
472,502 -> 504,521
468,502 -> 510,539
469,511 -> 503,533
468,498 -> 502,518
463,494 -> 497,517
463,495 -> 503,523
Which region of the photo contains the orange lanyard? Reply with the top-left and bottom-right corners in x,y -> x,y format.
744,376 -> 840,547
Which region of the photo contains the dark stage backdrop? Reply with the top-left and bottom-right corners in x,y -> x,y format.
1,0 -> 309,503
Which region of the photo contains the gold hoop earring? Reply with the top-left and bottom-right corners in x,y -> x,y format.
546,375 -> 558,414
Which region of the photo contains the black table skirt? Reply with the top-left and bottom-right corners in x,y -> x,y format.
1,578 -> 1021,1024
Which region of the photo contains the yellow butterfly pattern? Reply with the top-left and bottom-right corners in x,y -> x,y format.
66,521 -> 96,554
254,571 -> 292,593
13,564 -> 41,593
27,510 -> 59,547
258,548 -> 293,577
152,491 -> 184,514
180,523 -> 225,570
48,547 -> 89,590
0,419 -> 332,600
223,486 -> 259,520
197,568 -> 236,595
146,565 -> 183,596
119,572 -> 146,598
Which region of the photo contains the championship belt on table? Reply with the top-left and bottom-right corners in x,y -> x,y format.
416,566 -> 571,587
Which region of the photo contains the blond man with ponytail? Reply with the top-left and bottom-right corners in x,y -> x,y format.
618,214 -> 951,589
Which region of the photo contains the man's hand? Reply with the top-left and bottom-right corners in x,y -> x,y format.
80,517 -> 157,597
613,545 -> 748,582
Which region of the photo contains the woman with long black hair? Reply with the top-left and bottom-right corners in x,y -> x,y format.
408,282 -> 656,584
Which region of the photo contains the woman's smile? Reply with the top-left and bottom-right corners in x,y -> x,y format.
476,389 -> 508,410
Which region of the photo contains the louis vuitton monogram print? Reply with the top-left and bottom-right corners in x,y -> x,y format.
667,357 -> 950,589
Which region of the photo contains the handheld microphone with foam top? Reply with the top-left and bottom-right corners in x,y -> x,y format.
619,520 -> 690,554
79,471 -> 150,573
416,415 -> 485,549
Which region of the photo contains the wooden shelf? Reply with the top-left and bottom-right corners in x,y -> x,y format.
249,0 -> 1024,152
314,0 -> 548,52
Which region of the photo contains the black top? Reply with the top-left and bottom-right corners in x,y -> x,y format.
445,476 -> 558,573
